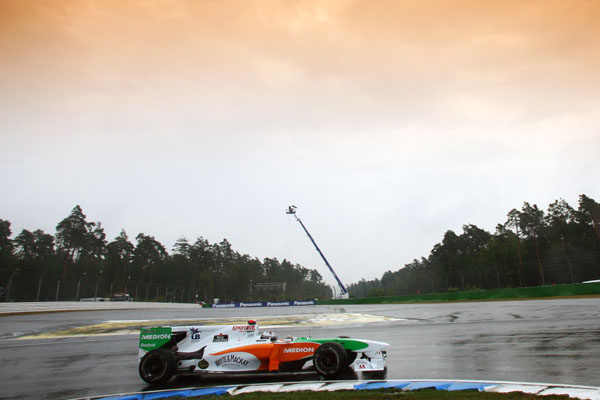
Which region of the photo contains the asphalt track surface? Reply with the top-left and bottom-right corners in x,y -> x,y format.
1,298 -> 600,399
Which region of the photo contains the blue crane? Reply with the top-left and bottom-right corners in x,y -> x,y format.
286,205 -> 348,296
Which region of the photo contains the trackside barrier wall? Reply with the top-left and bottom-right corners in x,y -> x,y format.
317,282 -> 600,305
209,300 -> 316,308
85,380 -> 600,400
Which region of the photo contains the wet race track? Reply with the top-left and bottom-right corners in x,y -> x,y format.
1,298 -> 600,399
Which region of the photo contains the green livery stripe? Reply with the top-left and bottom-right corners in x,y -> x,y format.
295,338 -> 369,351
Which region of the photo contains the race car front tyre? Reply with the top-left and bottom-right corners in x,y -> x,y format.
313,342 -> 348,379
139,349 -> 178,385
335,336 -> 357,365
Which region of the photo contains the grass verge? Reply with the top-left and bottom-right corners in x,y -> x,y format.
318,283 -> 600,305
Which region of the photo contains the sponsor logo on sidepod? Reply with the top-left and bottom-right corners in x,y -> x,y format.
213,334 -> 228,342
283,347 -> 315,354
212,352 -> 260,370
215,354 -> 249,367
190,328 -> 201,340
141,334 -> 170,340
232,325 -> 256,331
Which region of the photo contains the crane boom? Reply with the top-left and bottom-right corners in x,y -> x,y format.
286,206 -> 348,295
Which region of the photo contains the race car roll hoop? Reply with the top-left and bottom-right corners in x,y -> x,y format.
138,320 -> 389,384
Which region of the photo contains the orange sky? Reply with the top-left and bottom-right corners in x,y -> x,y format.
2,0 -> 599,119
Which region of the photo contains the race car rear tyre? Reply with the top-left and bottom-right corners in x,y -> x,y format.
139,349 -> 178,385
314,342 -> 348,379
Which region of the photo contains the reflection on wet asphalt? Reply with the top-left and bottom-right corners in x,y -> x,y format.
0,298 -> 599,399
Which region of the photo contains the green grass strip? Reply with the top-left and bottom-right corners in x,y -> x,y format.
181,388 -> 571,399
318,282 -> 600,305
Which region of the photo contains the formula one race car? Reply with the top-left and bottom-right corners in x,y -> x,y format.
138,321 -> 389,384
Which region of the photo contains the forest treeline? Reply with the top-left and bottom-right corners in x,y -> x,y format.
2,194 -> 599,303
0,206 -> 332,302
348,194 -> 600,298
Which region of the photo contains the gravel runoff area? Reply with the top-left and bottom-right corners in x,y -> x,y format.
0,301 -> 202,315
